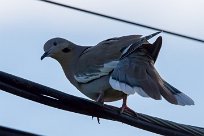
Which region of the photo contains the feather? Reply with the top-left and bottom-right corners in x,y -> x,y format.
74,61 -> 118,83
109,77 -> 149,97
163,81 -> 194,106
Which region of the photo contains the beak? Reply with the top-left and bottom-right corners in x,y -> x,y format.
41,52 -> 49,60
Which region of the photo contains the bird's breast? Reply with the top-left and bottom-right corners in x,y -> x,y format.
77,75 -> 124,102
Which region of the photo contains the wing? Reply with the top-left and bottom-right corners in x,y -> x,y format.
109,41 -> 194,105
120,31 -> 161,60
109,51 -> 178,104
108,35 -> 166,99
109,52 -> 164,99
74,35 -> 143,83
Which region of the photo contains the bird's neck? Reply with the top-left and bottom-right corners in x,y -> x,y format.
57,45 -> 89,88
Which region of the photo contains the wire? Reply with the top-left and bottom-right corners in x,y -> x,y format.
37,0 -> 204,43
0,125 -> 41,136
1,71 -> 204,136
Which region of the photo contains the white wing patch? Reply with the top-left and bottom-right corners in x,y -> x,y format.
101,61 -> 119,73
74,73 -> 106,83
109,76 -> 149,97
74,61 -> 119,83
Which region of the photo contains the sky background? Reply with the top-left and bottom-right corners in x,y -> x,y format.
0,0 -> 204,135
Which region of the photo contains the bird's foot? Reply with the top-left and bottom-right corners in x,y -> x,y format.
120,105 -> 138,117
92,116 -> 100,124
93,101 -> 103,124
91,93 -> 104,124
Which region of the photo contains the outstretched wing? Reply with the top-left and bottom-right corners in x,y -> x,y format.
109,50 -> 182,105
109,52 -> 165,100
109,37 -> 194,106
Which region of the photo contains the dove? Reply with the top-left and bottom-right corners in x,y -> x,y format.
41,32 -> 194,115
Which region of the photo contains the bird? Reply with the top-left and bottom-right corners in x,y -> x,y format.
41,32 -> 194,116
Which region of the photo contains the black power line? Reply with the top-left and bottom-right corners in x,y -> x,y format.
0,125 -> 41,136
1,71 -> 204,136
37,0 -> 204,43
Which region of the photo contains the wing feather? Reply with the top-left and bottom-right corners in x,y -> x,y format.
110,54 -> 162,99
75,35 -> 142,83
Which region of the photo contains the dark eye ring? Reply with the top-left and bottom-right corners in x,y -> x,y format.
53,42 -> 57,46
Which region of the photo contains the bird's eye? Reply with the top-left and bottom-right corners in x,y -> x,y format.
62,47 -> 70,53
53,42 -> 57,46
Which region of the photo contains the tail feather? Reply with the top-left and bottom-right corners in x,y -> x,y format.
163,80 -> 194,106
160,86 -> 178,105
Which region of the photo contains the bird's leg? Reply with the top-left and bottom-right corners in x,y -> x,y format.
96,92 -> 104,105
120,94 -> 138,117
92,116 -> 100,124
92,92 -> 105,124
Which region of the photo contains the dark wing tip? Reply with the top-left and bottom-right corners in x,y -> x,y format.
151,36 -> 162,62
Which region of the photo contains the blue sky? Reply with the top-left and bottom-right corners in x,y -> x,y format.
0,0 -> 204,135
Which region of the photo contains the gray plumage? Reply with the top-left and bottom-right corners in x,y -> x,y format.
41,32 -> 194,106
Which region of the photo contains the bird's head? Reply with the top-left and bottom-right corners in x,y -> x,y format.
41,38 -> 74,60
